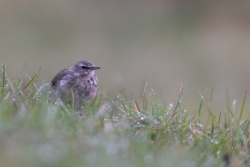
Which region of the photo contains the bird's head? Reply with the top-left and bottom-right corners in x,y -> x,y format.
73,60 -> 100,76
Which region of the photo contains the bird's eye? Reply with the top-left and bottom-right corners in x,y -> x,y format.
82,66 -> 86,69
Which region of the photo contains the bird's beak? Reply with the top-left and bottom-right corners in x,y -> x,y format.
90,66 -> 100,70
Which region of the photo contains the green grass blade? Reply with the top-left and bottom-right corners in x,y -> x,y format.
227,106 -> 236,120
173,87 -> 184,114
134,100 -> 141,112
239,91 -> 247,120
198,96 -> 203,124
1,64 -> 6,99
218,111 -> 221,124
21,74 -> 37,93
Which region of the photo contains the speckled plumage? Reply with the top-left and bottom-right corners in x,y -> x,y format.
51,60 -> 100,109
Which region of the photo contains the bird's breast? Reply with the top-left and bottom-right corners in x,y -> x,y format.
77,75 -> 97,87
75,75 -> 98,100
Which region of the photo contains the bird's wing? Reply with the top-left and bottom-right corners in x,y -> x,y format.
50,68 -> 72,88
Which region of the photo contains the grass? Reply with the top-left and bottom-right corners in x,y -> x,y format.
0,65 -> 250,167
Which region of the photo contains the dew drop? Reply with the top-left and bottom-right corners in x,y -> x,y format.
140,117 -> 145,121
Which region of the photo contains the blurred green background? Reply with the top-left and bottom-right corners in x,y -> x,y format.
1,0 -> 250,112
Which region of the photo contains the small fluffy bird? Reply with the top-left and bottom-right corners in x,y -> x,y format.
51,60 -> 100,109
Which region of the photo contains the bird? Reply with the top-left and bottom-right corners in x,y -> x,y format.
50,60 -> 100,110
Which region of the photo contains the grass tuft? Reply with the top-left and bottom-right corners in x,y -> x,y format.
0,68 -> 249,167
